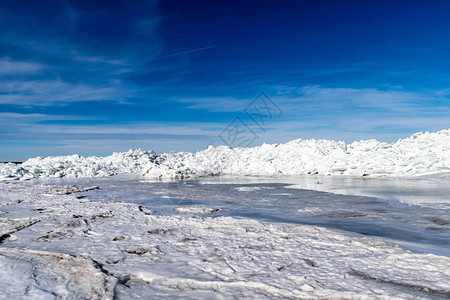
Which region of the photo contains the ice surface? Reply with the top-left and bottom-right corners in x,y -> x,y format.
0,248 -> 116,299
1,181 -> 450,299
100,176 -> 450,256
175,206 -> 221,214
1,129 -> 450,181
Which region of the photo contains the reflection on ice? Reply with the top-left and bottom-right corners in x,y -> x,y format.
285,173 -> 450,207
199,173 -> 450,207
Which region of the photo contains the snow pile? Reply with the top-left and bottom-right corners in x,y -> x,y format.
1,129 -> 450,180
0,149 -> 159,180
147,129 -> 450,177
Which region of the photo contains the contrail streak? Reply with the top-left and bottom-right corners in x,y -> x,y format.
136,45 -> 215,64
155,45 -> 215,59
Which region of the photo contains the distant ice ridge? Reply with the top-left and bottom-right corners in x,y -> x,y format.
1,129 -> 450,181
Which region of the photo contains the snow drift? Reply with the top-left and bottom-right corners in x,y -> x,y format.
1,129 -> 450,181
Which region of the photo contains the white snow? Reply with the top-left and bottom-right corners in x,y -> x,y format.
1,181 -> 449,299
297,207 -> 322,214
235,186 -> 275,192
1,129 -> 450,181
0,149 -> 159,181
0,247 -> 116,299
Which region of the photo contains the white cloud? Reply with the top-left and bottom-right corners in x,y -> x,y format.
0,112 -> 94,122
176,85 -> 439,114
178,96 -> 247,112
0,79 -> 132,105
0,57 -> 44,75
276,85 -> 431,113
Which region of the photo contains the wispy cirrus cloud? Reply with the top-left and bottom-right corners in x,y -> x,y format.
274,85 -> 431,113
0,112 -> 218,140
0,58 -> 45,75
0,79 -> 132,106
177,85 -> 445,114
0,112 -> 93,122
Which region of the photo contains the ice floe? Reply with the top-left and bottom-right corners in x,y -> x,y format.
175,206 -> 221,214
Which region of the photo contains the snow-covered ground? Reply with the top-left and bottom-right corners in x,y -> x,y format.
1,129 -> 450,180
0,180 -> 449,299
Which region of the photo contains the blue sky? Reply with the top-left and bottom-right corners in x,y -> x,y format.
1,0 -> 450,161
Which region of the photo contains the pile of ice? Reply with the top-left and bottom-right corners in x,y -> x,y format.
1,129 -> 450,181
0,149 -> 160,181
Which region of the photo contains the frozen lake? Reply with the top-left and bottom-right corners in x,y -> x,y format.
2,174 -> 450,298
36,173 -> 450,257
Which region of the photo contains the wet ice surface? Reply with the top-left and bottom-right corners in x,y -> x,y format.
1,174 -> 450,299
40,174 -> 450,257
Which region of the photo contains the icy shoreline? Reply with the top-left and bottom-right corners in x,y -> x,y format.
1,129 -> 450,181
0,181 -> 449,299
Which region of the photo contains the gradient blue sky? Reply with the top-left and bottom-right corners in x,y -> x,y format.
1,0 -> 450,160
